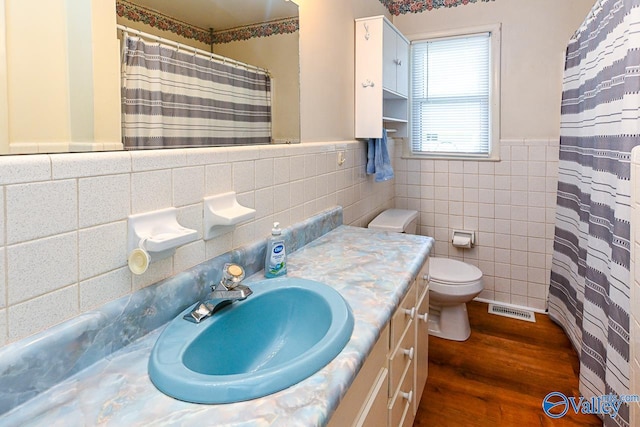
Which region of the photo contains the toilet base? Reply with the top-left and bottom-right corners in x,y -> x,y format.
428,302 -> 471,341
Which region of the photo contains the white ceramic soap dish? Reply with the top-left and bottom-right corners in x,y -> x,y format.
204,192 -> 256,240
127,207 -> 198,274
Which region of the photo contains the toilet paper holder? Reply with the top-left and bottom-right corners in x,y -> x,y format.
451,230 -> 475,248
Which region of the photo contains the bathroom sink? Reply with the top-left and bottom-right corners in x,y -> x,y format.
148,277 -> 354,403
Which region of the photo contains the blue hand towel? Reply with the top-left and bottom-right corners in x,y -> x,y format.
366,129 -> 394,182
366,139 -> 376,175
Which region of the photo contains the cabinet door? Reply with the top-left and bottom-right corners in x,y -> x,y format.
355,18 -> 384,139
382,20 -> 397,93
414,261 -> 430,415
355,368 -> 389,427
328,324 -> 390,427
395,35 -> 409,98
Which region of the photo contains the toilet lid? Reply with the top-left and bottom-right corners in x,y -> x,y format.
368,209 -> 418,233
429,257 -> 482,284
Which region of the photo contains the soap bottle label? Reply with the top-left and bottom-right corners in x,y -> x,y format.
268,240 -> 287,276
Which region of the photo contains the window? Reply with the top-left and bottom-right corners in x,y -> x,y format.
409,25 -> 500,160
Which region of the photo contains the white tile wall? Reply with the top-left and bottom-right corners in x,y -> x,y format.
6,180 -> 77,244
394,138 -> 559,311
0,140 -> 395,346
79,174 -> 131,228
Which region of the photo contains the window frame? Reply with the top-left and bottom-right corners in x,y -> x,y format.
403,23 -> 501,161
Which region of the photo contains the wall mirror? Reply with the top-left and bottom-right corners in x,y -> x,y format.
0,0 -> 300,155
117,0 -> 300,149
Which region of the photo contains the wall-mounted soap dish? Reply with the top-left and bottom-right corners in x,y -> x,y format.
127,207 -> 198,274
204,192 -> 256,240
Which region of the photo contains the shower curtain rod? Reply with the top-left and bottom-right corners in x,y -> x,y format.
116,24 -> 270,76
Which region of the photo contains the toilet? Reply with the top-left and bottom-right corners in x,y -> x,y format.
368,209 -> 484,341
427,257 -> 483,341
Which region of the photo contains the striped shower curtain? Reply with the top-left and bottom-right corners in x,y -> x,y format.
549,0 -> 640,425
121,36 -> 271,149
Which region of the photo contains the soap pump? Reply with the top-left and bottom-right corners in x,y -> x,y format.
265,222 -> 287,278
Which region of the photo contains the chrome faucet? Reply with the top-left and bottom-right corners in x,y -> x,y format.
184,263 -> 253,323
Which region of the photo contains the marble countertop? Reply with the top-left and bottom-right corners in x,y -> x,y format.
1,225 -> 432,427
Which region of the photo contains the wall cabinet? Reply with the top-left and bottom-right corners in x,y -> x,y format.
355,16 -> 410,139
329,258 -> 429,427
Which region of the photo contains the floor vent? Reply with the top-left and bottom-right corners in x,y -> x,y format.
488,304 -> 536,322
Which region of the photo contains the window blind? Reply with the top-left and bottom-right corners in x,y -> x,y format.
411,33 -> 491,156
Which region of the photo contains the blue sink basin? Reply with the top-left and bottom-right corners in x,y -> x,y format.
148,277 -> 354,403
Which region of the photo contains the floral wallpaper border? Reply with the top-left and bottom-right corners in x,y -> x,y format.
380,0 -> 495,15
115,0 -> 299,45
212,18 -> 299,45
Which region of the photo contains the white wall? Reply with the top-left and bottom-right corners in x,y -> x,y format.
2,0 -> 121,154
392,0 -> 594,310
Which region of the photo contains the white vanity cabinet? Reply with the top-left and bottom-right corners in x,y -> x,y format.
328,258 -> 430,427
355,16 -> 410,139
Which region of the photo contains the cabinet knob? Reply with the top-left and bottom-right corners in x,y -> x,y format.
417,312 -> 428,323
394,59 -> 403,66
404,307 -> 416,319
402,346 -> 415,360
361,79 -> 375,88
401,390 -> 413,403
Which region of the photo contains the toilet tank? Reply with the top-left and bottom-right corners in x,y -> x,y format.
368,209 -> 418,234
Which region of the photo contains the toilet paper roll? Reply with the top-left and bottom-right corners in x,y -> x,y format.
452,234 -> 472,249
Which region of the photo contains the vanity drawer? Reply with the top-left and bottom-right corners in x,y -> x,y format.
388,359 -> 414,427
388,322 -> 414,396
390,283 -> 416,348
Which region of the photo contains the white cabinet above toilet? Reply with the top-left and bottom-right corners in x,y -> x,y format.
355,16 -> 410,139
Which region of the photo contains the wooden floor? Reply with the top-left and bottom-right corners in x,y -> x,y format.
414,301 -> 602,427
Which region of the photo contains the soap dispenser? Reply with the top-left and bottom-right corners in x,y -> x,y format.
265,222 -> 287,278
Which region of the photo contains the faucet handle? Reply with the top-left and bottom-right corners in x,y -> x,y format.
217,263 -> 245,290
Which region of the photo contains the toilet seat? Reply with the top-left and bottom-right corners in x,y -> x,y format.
430,258 -> 482,283
429,258 -> 483,297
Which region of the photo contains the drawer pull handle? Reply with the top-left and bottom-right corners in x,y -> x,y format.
402,347 -> 414,360
401,390 -> 413,403
404,307 -> 416,319
423,274 -> 430,282
417,312 -> 428,323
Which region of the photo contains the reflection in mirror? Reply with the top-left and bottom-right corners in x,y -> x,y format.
116,0 -> 300,149
0,0 -> 299,155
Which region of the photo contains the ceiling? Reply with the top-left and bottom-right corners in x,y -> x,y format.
127,0 -> 299,31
